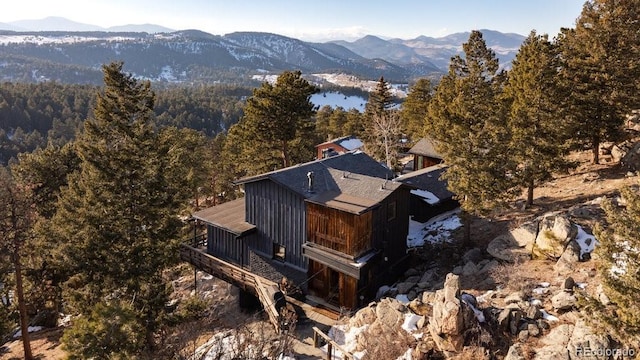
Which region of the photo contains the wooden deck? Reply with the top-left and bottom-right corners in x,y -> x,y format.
179,243 -> 283,332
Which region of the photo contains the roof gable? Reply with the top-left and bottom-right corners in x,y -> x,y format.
394,164 -> 453,200
408,137 -> 443,159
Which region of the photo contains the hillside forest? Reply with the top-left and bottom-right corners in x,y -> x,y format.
1,0 -> 640,358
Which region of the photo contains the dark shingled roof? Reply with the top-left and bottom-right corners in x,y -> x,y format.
408,137 -> 443,160
192,198 -> 255,235
393,164 -> 453,201
235,151 -> 401,213
235,151 -> 395,197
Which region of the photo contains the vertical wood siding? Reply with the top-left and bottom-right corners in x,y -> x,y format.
206,225 -> 246,266
245,180 -> 307,270
306,203 -> 372,258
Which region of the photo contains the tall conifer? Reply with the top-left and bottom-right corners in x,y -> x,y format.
504,31 -> 574,207
558,0 -> 640,164
426,31 -> 518,243
52,62 -> 184,355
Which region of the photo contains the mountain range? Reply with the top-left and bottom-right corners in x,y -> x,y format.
0,17 -> 525,86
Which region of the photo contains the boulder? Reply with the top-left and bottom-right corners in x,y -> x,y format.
566,319 -> 611,360
462,247 -> 484,264
621,141 -> 640,171
428,273 -> 466,352
509,221 -> 539,249
554,240 -> 582,275
551,291 -> 577,311
504,343 -> 527,360
534,324 -> 574,360
487,234 -> 530,262
349,305 -> 377,327
533,214 -> 577,259
462,261 -> 478,276
375,297 -> 405,328
504,291 -> 525,305
397,281 -> 416,294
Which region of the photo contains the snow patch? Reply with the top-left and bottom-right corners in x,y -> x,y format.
395,294 -> 410,305
406,211 -> 462,247
575,225 -> 598,257
401,313 -> 422,332
13,326 -> 43,338
410,189 -> 440,205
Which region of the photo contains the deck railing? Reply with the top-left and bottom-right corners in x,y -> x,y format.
179,243 -> 282,332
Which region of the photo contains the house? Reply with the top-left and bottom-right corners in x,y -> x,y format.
394,164 -> 458,223
191,151 -> 410,310
315,135 -> 364,159
408,137 -> 443,171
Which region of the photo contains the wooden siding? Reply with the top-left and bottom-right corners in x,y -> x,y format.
206,225 -> 251,267
306,203 -> 372,258
245,180 -> 307,270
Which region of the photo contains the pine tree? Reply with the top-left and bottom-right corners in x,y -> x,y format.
0,167 -> 34,359
241,70 -> 318,169
363,77 -> 402,169
590,185 -> 640,347
51,62 -> 185,355
400,78 -> 433,142
558,0 -> 640,164
426,30 -> 518,243
504,31 -> 575,207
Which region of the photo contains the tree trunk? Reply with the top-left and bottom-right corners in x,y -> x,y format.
12,251 -> 33,360
461,210 -> 471,247
384,134 -> 391,169
282,140 -> 290,168
592,135 -> 600,164
526,178 -> 535,208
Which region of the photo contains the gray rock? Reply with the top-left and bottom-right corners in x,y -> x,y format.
478,259 -> 500,274
504,343 -> 527,360
407,290 -> 417,301
462,247 -> 484,264
396,281 -> 415,294
404,268 -> 420,277
567,319 -> 611,359
518,329 -> 529,342
527,322 -> 541,337
420,268 -> 438,284
564,277 -> 576,291
375,298 -> 405,328
510,309 -> 523,335
452,265 -> 463,275
533,214 -> 577,259
551,291 -> 577,311
487,234 -> 531,262
534,324 -> 574,360
510,221 -> 539,249
462,261 -> 478,276
505,291 -> 525,305
554,240 -> 582,275
525,305 -> 542,320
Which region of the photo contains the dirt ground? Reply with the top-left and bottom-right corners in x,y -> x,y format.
2,149 -> 637,360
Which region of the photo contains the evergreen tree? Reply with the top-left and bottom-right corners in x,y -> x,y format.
51,62 -> 186,356
400,78 -> 433,142
426,30 -> 518,243
241,70 -> 318,169
590,185 -> 640,347
558,0 -> 640,164
0,167 -> 34,359
363,77 -> 402,169
12,142 -> 80,218
504,31 -> 574,207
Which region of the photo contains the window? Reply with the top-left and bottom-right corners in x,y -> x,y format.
273,243 -> 286,261
387,201 -> 397,221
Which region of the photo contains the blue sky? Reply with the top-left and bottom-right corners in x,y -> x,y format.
2,0 -> 585,41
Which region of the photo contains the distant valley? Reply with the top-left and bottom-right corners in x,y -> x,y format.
0,17 -> 525,87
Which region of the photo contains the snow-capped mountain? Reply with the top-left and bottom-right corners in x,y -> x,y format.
0,19 -> 525,85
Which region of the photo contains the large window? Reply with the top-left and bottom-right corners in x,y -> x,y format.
273,243 -> 286,261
